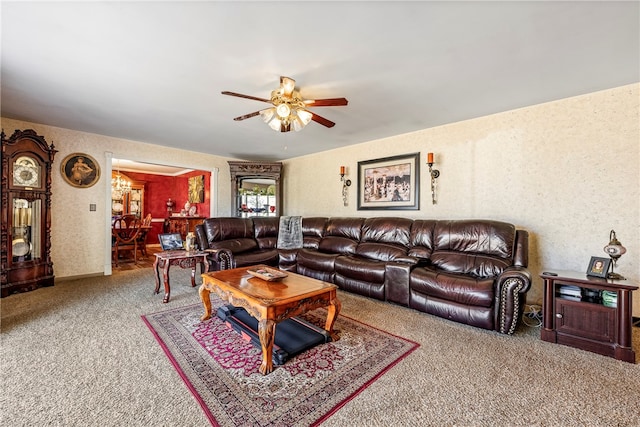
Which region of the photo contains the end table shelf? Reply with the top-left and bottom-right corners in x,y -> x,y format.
540,270 -> 638,363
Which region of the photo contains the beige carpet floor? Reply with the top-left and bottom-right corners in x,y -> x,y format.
1,267 -> 639,426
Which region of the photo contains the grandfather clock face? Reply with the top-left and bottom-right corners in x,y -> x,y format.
12,156 -> 41,188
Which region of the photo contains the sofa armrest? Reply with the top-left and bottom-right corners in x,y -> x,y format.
384,261 -> 414,306
392,255 -> 419,266
495,267 -> 532,334
203,248 -> 233,271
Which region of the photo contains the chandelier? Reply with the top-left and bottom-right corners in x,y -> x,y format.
111,160 -> 131,200
259,77 -> 313,132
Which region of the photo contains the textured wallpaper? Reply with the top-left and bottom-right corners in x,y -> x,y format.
3,83 -> 638,314
283,83 -> 640,311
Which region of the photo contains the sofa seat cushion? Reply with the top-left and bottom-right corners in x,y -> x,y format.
318,236 -> 358,255
410,267 -> 494,308
335,255 -> 386,283
210,238 -> 258,254
430,251 -> 511,278
298,248 -> 339,270
356,242 -> 409,262
233,249 -> 279,268
296,249 -> 338,283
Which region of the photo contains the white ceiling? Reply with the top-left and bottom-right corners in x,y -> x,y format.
2,1 -> 638,162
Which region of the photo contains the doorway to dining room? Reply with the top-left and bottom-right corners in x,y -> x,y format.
106,155 -> 218,274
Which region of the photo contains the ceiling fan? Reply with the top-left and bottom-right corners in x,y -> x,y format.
221,76 -> 348,132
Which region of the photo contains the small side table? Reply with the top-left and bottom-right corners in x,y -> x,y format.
540,270 -> 638,363
154,250 -> 209,303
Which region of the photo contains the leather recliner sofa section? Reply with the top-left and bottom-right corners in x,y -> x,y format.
195,216 -> 531,334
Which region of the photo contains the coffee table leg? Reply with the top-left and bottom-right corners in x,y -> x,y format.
325,297 -> 342,341
258,319 -> 276,375
199,285 -> 212,321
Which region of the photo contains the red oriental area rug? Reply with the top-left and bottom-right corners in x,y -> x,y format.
142,299 -> 419,426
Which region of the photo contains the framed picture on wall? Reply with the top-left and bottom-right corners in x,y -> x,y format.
188,175 -> 205,203
357,153 -> 420,210
60,153 -> 100,188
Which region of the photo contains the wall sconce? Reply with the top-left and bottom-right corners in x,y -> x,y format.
604,229 -> 627,280
427,152 -> 440,204
340,166 -> 351,206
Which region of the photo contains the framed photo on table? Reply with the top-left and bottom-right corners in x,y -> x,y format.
357,153 -> 420,210
586,256 -> 610,278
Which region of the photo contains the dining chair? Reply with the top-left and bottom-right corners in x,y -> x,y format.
112,215 -> 143,266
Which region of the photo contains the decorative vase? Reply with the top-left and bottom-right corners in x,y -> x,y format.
166,198 -> 175,213
185,232 -> 196,251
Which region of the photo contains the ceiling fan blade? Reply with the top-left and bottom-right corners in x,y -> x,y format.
280,76 -> 296,96
310,112 -> 336,128
232,111 -> 261,121
221,91 -> 272,103
304,98 -> 349,107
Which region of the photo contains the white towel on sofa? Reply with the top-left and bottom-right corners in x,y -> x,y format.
277,216 -> 303,249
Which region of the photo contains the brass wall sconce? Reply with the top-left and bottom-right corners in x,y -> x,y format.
604,229 -> 627,280
340,166 -> 351,206
427,152 -> 440,204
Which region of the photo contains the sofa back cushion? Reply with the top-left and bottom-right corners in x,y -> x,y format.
318,217 -> 363,255
252,217 -> 279,249
408,219 -> 437,259
430,220 -> 515,277
357,217 -> 412,261
201,217 -> 257,254
301,217 -> 328,249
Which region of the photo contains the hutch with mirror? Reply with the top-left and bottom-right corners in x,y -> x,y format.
1,129 -> 57,297
229,161 -> 282,217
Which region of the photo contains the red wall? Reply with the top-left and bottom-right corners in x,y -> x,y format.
124,170 -> 211,244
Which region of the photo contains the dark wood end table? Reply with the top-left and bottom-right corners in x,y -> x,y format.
540,270 -> 638,363
153,250 -> 209,303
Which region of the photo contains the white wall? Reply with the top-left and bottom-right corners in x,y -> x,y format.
283,84 -> 640,312
1,118 -> 237,279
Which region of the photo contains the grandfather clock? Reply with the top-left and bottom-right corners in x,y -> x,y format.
1,129 -> 57,297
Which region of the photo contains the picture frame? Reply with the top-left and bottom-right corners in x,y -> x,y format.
357,153 -> 420,210
586,256 -> 610,278
158,233 -> 184,251
60,153 -> 100,188
188,175 -> 205,203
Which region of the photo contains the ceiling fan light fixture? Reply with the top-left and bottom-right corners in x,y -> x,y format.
297,109 -> 313,125
260,108 -> 275,123
268,117 -> 283,131
292,117 -> 304,132
276,103 -> 291,118
222,76 -> 347,132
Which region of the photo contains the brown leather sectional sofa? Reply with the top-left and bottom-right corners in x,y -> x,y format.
195,216 -> 531,334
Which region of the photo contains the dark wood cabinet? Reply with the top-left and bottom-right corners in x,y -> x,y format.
164,216 -> 204,239
1,129 -> 57,297
541,270 -> 637,363
111,172 -> 145,218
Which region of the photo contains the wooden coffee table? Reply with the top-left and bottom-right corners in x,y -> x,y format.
153,250 -> 209,303
199,265 -> 341,375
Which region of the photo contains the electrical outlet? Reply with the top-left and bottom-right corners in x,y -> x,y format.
89,203 -> 97,211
